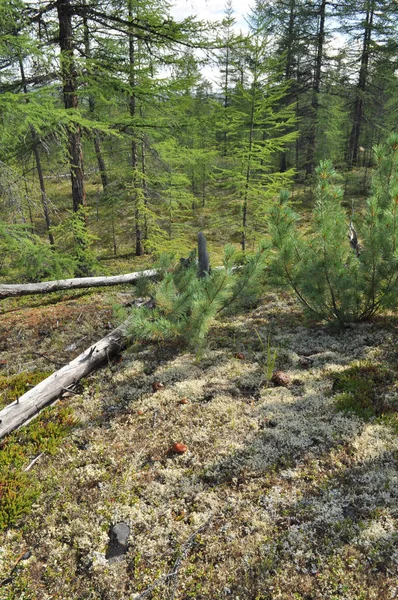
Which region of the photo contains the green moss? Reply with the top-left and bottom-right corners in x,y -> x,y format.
331,361 -> 396,419
378,412 -> 398,434
334,392 -> 376,420
0,405 -> 77,530
0,371 -> 53,409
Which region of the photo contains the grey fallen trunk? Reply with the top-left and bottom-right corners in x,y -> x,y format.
0,269 -> 158,299
0,320 -> 131,439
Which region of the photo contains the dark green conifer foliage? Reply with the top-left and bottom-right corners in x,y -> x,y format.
127,242 -> 268,352
270,135 -> 398,323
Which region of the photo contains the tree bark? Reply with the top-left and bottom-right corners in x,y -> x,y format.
0,269 -> 159,299
93,131 -> 109,190
83,6 -> 109,191
18,55 -> 55,246
0,320 -> 132,439
242,64 -> 256,252
347,0 -> 374,167
141,132 -> 149,247
57,0 -> 86,213
306,0 -> 327,177
128,0 -> 143,256
280,0 -> 296,173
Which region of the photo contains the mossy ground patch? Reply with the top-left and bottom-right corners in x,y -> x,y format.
0,292 -> 397,599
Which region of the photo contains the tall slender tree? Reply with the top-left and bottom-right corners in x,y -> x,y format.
56,0 -> 86,214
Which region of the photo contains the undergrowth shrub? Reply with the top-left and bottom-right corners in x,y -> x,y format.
269,134 -> 398,324
126,242 -> 268,353
331,361 -> 398,432
0,405 -> 77,530
52,207 -> 100,276
0,221 -> 74,282
0,206 -> 100,281
0,370 -> 53,409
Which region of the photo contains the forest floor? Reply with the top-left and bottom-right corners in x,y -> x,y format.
0,284 -> 398,600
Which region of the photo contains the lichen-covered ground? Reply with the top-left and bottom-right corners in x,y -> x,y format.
0,289 -> 397,600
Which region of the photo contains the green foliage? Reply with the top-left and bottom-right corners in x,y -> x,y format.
0,371 -> 52,409
269,136 -> 398,323
0,405 -> 77,530
0,206 -> 100,281
331,361 -> 397,419
0,221 -> 74,282
127,242 -> 268,352
214,25 -> 297,248
52,207 -> 100,277
255,330 -> 277,381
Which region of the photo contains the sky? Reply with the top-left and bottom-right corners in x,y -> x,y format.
170,0 -> 248,30
169,0 -> 249,86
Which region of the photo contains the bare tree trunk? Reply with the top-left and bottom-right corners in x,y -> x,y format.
0,320 -> 133,439
0,268 -> 159,299
128,0 -> 143,257
242,70 -> 256,252
57,0 -> 86,214
306,0 -> 326,177
23,166 -> 35,230
280,0 -> 296,173
18,56 -> 55,246
83,7 -> 109,192
141,133 -> 149,248
348,0 -> 374,167
223,43 -> 230,157
93,131 -> 109,190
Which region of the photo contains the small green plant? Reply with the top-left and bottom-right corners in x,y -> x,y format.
255,329 -> 277,381
0,371 -> 53,409
269,135 -> 398,324
331,361 -> 396,419
126,242 -> 268,354
334,392 -> 375,421
0,405 -> 77,530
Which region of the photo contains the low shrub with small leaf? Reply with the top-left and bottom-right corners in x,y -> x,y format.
331,361 -> 397,419
0,371 -> 53,409
0,405 -> 77,530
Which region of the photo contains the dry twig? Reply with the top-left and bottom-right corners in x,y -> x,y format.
132,517 -> 213,600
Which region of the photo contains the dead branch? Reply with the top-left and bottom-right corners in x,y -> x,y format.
133,518 -> 213,600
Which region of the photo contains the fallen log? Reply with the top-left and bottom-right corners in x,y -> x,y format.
0,320 -> 131,439
0,269 -> 159,299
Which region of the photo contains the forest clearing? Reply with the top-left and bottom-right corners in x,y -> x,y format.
1,0 -> 398,597
0,281 -> 398,599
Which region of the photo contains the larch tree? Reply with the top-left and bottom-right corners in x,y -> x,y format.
218,8 -> 297,250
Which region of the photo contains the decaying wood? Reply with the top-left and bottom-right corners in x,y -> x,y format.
0,320 -> 131,439
0,269 -> 158,299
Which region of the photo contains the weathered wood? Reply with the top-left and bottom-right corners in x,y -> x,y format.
197,232 -> 210,278
0,269 -> 158,299
0,320 -> 131,439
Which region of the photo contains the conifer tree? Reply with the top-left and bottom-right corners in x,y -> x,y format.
340,0 -> 398,166
127,241 -> 268,352
269,135 -> 398,323
217,10 -> 297,250
217,0 -> 242,157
